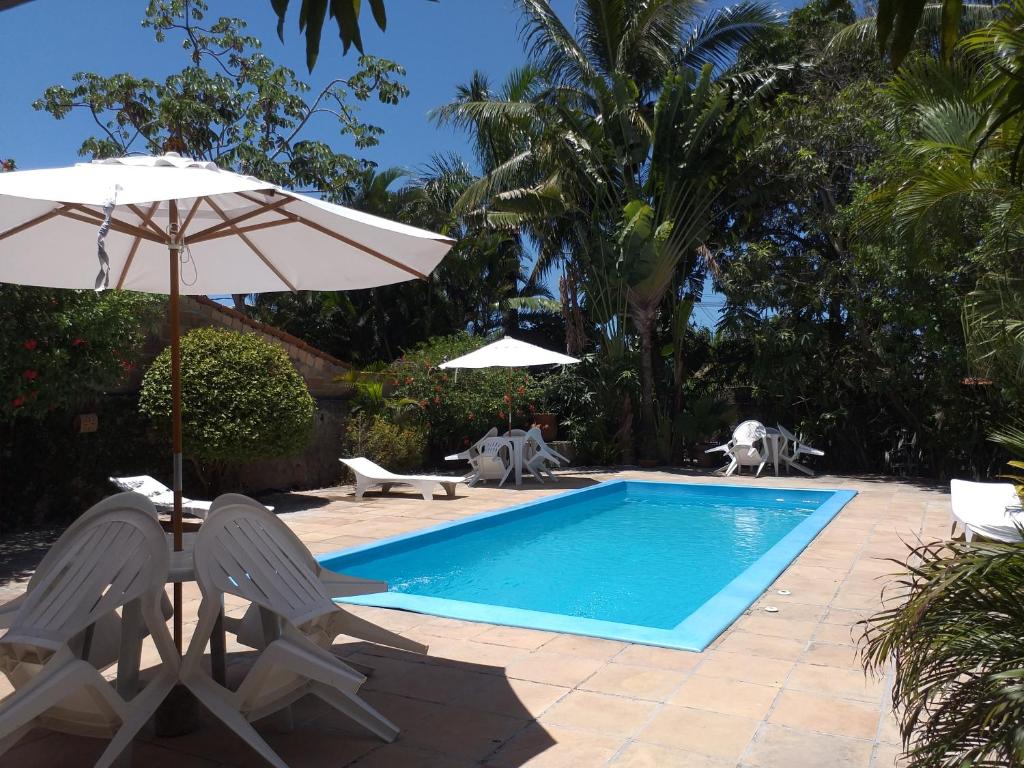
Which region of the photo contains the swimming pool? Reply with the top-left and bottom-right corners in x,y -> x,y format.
319,480 -> 856,651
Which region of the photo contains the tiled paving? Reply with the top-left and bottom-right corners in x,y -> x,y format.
0,468 -> 948,766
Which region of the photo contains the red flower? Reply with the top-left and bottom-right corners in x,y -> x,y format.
23,339 -> 37,350
498,410 -> 505,420
503,394 -> 511,404
22,369 -> 38,381
119,359 -> 134,372
11,396 -> 24,408
432,396 -> 441,405
71,337 -> 85,346
517,385 -> 525,395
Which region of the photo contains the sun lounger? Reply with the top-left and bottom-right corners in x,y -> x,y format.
109,475 -> 273,517
340,457 -> 467,501
950,479 -> 1024,543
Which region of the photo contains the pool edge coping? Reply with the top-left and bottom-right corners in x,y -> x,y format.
316,479 -> 858,652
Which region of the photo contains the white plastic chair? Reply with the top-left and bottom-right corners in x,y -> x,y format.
208,494 -> 427,656
706,420 -> 768,477
182,501 -> 402,768
446,428 -> 513,486
0,498 -> 178,766
950,479 -> 1024,543
522,427 -> 565,483
777,425 -> 825,476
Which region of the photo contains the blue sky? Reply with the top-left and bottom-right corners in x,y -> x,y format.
0,0 -> 799,326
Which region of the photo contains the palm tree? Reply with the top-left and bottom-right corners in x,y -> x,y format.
435,0 -> 778,457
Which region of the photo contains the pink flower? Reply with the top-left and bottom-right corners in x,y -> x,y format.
22,369 -> 38,381
23,339 -> 37,351
71,337 -> 86,347
11,396 -> 24,408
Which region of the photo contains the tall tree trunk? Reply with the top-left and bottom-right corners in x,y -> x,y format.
231,294 -> 248,314
634,307 -> 658,461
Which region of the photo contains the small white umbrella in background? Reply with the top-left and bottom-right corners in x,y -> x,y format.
439,337 -> 580,430
0,153 -> 454,652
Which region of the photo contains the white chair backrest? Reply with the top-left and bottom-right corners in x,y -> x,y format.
480,437 -> 510,457
340,457 -> 386,477
5,500 -> 167,649
733,420 -> 766,445
110,475 -> 171,500
192,502 -> 335,629
950,479 -> 1021,518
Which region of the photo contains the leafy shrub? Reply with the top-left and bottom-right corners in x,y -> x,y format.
0,286 -> 162,420
388,333 -> 542,459
139,328 -> 315,488
342,413 -> 426,473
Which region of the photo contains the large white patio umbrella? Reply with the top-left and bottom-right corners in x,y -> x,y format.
0,153 -> 454,649
439,337 -> 579,429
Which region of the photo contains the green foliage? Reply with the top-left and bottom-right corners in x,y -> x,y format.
342,413 -> 426,473
388,333 -> 543,458
269,0 -> 438,71
0,287 -> 162,421
138,328 -> 315,469
861,537 -> 1024,767
35,0 -> 408,191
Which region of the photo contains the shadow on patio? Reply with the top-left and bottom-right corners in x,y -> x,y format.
3,642 -> 558,767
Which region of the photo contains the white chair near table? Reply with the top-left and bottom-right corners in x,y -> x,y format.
776,424 -> 825,476
446,428 -> 514,486
707,421 -> 825,477
181,500 -> 404,768
706,420 -> 769,476
0,495 -> 178,767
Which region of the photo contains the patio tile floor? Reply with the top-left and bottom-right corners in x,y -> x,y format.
0,467 -> 944,766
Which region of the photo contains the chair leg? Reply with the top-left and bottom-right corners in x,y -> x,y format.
95,670 -> 177,768
0,722 -> 34,761
725,458 -> 738,476
0,659 -> 95,738
184,675 -> 288,768
442,482 -> 457,497
312,683 -> 399,743
756,461 -> 766,477
414,482 -> 434,502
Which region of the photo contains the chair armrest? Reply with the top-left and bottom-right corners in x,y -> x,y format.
445,452 -> 469,461
318,570 -> 389,598
704,443 -> 730,454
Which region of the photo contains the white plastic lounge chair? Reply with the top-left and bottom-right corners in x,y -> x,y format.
706,420 -> 768,477
515,427 -> 569,466
182,502 -> 402,768
777,424 -> 825,476
950,479 -> 1024,543
522,427 -> 565,483
209,494 -> 427,656
109,475 -> 274,516
445,429 -> 514,486
109,475 -> 213,519
0,497 -> 178,767
340,458 -> 467,501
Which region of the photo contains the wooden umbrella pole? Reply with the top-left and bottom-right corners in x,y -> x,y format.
168,199 -> 184,653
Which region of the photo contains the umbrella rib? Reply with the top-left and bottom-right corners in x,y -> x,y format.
191,218 -> 293,243
127,204 -> 167,239
179,197 -> 205,238
57,204 -> 164,243
185,196 -> 294,244
115,201 -> 161,290
0,207 -> 64,242
234,191 -> 428,281
205,197 -> 298,293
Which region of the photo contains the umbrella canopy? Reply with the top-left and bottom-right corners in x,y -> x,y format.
0,153 -> 455,652
0,154 -> 453,293
439,337 -> 580,369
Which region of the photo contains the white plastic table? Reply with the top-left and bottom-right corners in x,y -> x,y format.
762,428 -> 783,476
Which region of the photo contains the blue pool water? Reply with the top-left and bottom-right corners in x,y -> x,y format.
320,480 -> 856,650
